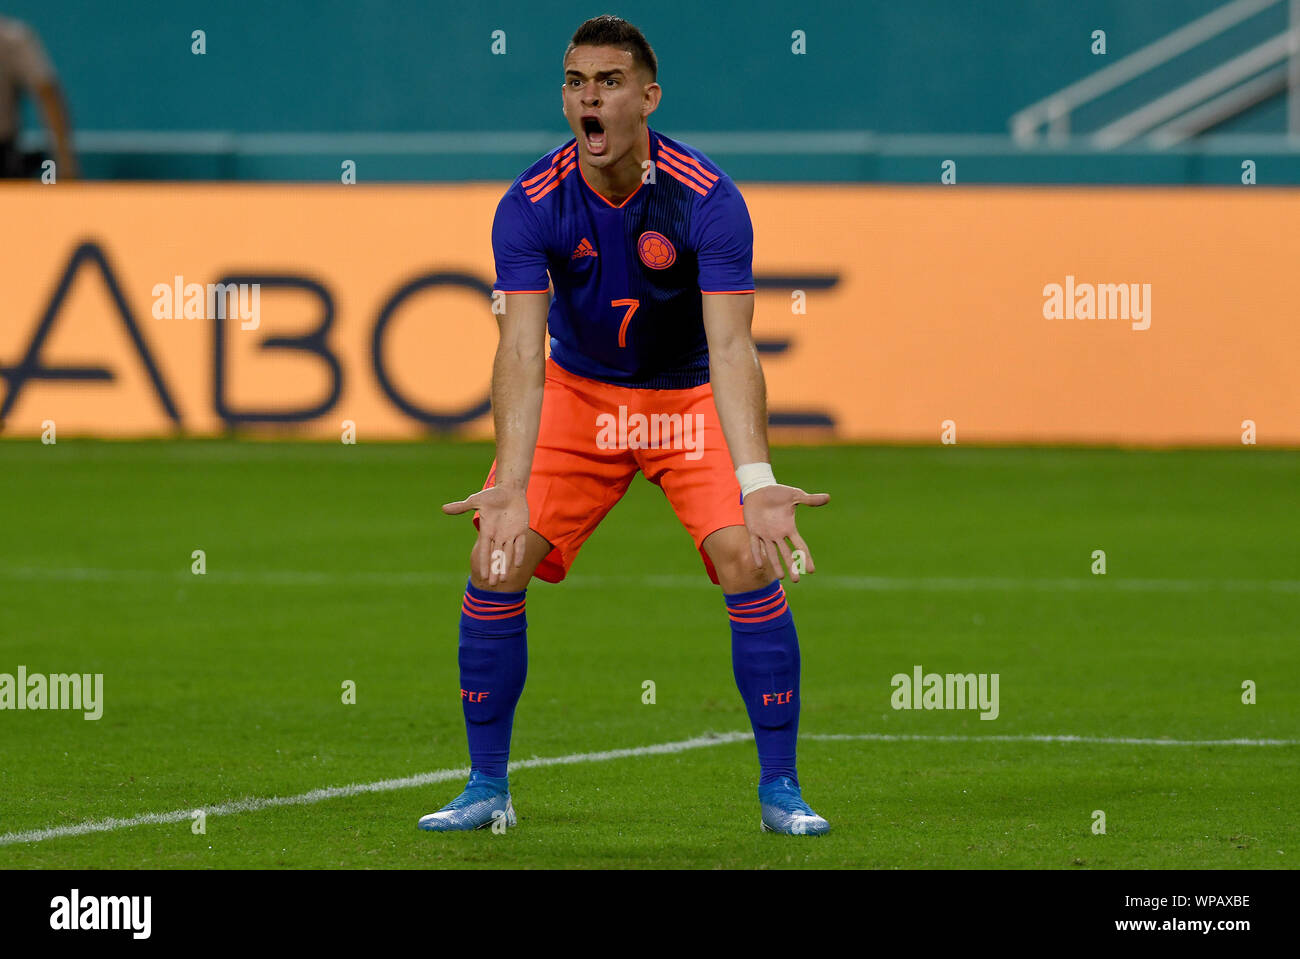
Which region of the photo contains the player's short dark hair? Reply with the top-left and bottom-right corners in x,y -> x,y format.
565,15 -> 657,81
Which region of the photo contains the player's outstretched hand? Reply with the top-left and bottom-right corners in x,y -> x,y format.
442,485 -> 530,587
742,484 -> 830,583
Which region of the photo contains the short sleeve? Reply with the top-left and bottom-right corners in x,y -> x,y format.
491,187 -> 550,294
692,178 -> 754,294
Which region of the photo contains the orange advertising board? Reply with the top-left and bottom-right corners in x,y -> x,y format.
1,183 -> 1296,445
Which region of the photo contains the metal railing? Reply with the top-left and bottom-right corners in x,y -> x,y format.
1010,0 -> 1300,147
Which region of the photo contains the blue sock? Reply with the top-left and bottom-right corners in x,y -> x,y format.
725,579 -> 800,786
458,579 -> 528,779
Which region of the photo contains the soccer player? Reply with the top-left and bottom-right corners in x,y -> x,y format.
418,15 -> 830,835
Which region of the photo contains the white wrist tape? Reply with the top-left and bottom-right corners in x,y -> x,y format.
735,462 -> 777,500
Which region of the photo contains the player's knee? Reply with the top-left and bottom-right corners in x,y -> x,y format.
468,568 -> 532,592
713,547 -> 775,593
467,546 -> 533,592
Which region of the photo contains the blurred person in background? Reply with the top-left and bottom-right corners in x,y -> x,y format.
0,13 -> 77,178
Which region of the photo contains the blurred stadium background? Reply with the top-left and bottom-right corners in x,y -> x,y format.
0,1 -> 1296,869
9,0 -> 1300,182
2,0 -> 1298,444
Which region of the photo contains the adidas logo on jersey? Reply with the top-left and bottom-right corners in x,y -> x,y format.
571,237 -> 598,259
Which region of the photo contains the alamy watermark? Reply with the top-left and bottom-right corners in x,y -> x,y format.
1043,275 -> 1150,331
891,664 -> 999,720
595,405 -> 704,460
152,276 -> 260,329
0,666 -> 103,720
50,889 -> 150,939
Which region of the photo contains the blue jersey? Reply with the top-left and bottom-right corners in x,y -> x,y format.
491,128 -> 754,390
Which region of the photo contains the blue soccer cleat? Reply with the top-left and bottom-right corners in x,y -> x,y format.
417,770 -> 517,832
758,777 -> 830,835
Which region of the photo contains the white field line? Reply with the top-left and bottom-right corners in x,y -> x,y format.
1,729 -> 1294,848
0,732 -> 749,847
2,566 -> 1299,593
803,733 -> 1300,746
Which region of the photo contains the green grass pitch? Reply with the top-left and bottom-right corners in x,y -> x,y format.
0,439 -> 1296,868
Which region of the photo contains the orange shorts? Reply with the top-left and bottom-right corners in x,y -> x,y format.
473,355 -> 746,584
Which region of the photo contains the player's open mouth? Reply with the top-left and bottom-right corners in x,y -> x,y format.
582,116 -> 606,155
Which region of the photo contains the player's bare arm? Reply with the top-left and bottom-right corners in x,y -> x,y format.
442,291 -> 549,585
701,291 -> 829,583
34,81 -> 78,179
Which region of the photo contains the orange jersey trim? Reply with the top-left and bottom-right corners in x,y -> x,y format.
658,143 -> 720,184
577,127 -> 652,208
579,162 -> 646,208
655,160 -> 708,196
528,157 -> 577,203
657,152 -> 716,192
522,144 -> 577,190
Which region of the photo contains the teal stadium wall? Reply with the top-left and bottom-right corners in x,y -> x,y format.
8,0 -> 1300,182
